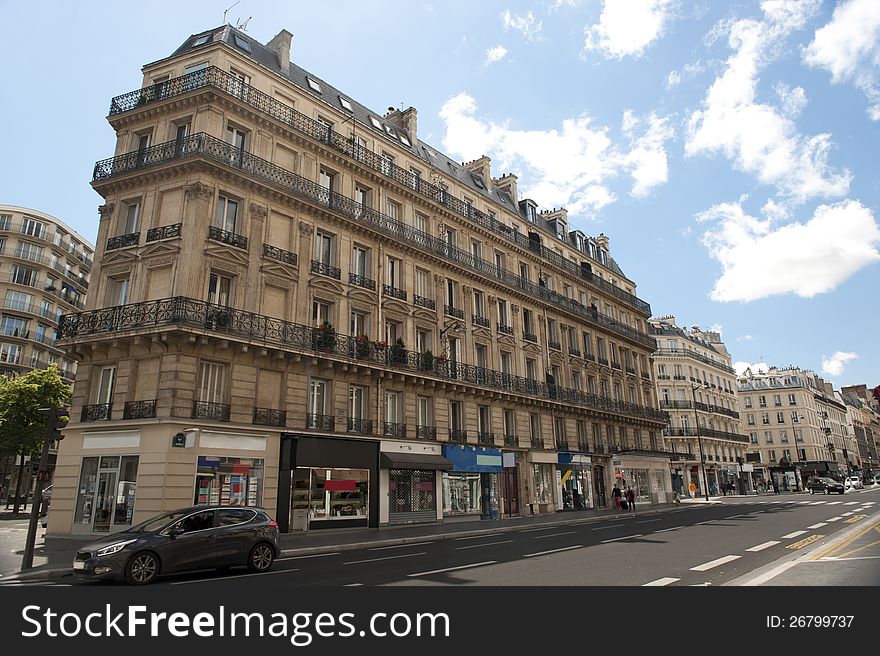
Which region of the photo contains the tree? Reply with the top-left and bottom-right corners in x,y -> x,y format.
0,365 -> 71,513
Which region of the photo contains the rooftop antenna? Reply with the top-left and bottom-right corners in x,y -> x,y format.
223,1 -> 239,24
236,16 -> 252,31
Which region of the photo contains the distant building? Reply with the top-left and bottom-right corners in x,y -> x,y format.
841,385 -> 880,478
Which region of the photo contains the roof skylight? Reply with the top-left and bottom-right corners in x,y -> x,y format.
233,35 -> 251,52
193,35 -> 210,46
369,116 -> 382,129
339,96 -> 353,112
306,77 -> 322,93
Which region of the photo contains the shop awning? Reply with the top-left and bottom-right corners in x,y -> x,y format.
381,452 -> 453,471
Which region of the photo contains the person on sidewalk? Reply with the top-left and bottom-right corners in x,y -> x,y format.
625,486 -> 636,513
688,481 -> 696,498
611,484 -> 622,510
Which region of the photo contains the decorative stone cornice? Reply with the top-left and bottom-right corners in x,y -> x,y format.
298,220 -> 314,236
249,203 -> 268,220
97,203 -> 115,219
184,181 -> 213,201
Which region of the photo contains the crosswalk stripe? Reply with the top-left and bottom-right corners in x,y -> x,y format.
643,577 -> 679,586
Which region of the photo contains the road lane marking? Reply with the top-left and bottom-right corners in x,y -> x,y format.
278,552 -> 340,560
343,552 -> 427,565
368,541 -> 435,550
781,530 -> 808,539
826,501 -> 842,505
343,583 -> 363,586
520,526 -> 559,533
170,568 -> 300,585
635,519 -> 661,524
523,545 -> 583,558
819,555 -> 880,561
787,534 -> 823,549
807,522 -> 828,529
842,512 -> 854,516
456,540 -> 513,550
454,534 -> 505,541
690,555 -> 741,571
695,521 -> 716,525
745,541 -> 780,552
653,526 -> 685,533
642,577 -> 679,586
844,502 -> 858,505
808,501 -> 827,505
533,531 -> 577,539
407,561 -> 497,577
826,517 -> 843,522
844,514 -> 867,524
812,516 -> 880,560
592,524 -> 625,530
600,534 -> 642,543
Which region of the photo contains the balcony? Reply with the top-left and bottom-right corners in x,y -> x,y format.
478,431 -> 494,445
531,436 -> 543,449
584,352 -> 596,363
208,226 -> 248,250
503,434 -> 518,447
108,66 -> 653,316
523,332 -> 537,343
262,243 -> 297,266
611,361 -> 621,370
626,366 -> 636,375
192,401 -> 230,422
651,347 -> 736,375
569,347 -> 581,357
673,375 -> 686,380
556,437 -> 569,450
413,295 -> 435,311
663,427 -> 749,443
347,417 -> 373,435
415,425 -> 437,440
146,223 -> 182,242
253,407 -> 287,427
497,323 -> 513,336
106,232 -> 140,251
383,285 -> 407,301
598,357 -> 609,366
58,297 -> 671,425
548,340 -> 561,351
306,414 -> 335,431
383,422 -> 407,437
577,440 -> 590,453
123,399 -> 157,420
349,273 -> 375,290
444,305 -> 464,320
311,260 -> 341,280
81,403 -> 111,422
449,429 -> 468,443
472,314 -> 489,328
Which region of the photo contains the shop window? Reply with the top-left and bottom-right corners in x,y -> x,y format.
390,469 -> 436,515
73,455 -> 139,533
194,456 -> 264,506
292,467 -> 369,521
442,472 -> 482,515
531,464 -> 554,503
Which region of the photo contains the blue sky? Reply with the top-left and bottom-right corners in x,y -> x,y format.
1,0 -> 878,387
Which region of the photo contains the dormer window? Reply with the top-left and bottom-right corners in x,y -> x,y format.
399,134 -> 411,147
193,34 -> 210,47
369,116 -> 382,130
233,35 -> 251,53
306,77 -> 322,93
339,96 -> 353,112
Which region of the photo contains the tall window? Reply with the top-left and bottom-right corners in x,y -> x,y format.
96,366 -> 116,405
497,299 -> 509,326
308,379 -> 328,417
351,245 -> 368,277
350,311 -> 368,337
315,232 -> 334,266
225,125 -> 246,166
107,277 -> 129,306
312,300 -> 332,325
504,410 -> 516,438
417,396 -> 432,427
530,414 -> 541,444
21,218 -> 46,239
215,195 -> 238,233
473,290 -> 485,318
385,391 -> 400,425
478,406 -> 491,435
199,362 -> 225,404
415,268 -> 429,299
416,328 -> 432,354
386,256 -> 402,289
445,278 -> 457,308
208,273 -> 232,306
122,201 -> 141,235
349,385 -> 367,420
449,401 -> 463,431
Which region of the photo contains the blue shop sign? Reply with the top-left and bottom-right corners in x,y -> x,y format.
441,445 -> 504,473
558,452 -> 592,465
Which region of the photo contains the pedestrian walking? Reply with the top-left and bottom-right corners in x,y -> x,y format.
611,483 -> 622,510
625,486 -> 636,513
688,481 -> 696,498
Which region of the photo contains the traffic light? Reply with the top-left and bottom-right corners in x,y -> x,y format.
37,407 -> 69,443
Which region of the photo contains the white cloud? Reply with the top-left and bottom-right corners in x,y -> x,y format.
583,0 -> 673,59
666,70 -> 682,87
735,360 -> 770,376
484,45 -> 509,65
686,0 -> 852,203
774,82 -> 807,118
666,61 -> 707,89
804,0 -> 880,120
501,10 -> 543,42
738,334 -> 754,341
439,94 -> 674,216
696,198 -> 880,302
821,351 -> 858,377
707,323 -> 723,335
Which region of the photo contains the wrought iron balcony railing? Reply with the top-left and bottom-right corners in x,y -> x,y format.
531,436 -> 543,449
146,223 -> 182,242
651,348 -> 736,375
262,243 -> 297,266
192,401 -> 230,422
81,403 -> 111,422
383,285 -> 407,301
58,297 -> 669,424
503,434 -> 518,447
208,226 -> 248,250
107,66 -> 652,316
523,332 -> 537,343
123,399 -> 157,420
383,422 -> 407,437
548,340 -> 561,351
347,417 -> 373,435
106,232 -> 140,251
253,407 -> 287,427
584,352 -> 596,362
497,323 -> 513,335
349,273 -> 375,290
472,314 -> 489,328
478,431 -> 494,445
569,347 -> 581,357
91,131 -> 654,348
311,260 -> 341,280
306,413 -> 335,431
413,295 -> 435,310
444,305 -> 464,320
556,438 -> 569,450
663,427 -> 749,443
449,429 -> 468,443
415,425 -> 437,440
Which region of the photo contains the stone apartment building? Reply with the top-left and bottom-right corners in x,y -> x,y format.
648,316 -> 748,496
737,366 -> 851,490
840,385 -> 880,479
0,204 -> 93,500
51,25 -> 668,536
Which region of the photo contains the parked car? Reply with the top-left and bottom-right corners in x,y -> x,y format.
845,476 -> 863,490
806,477 -> 845,495
73,506 -> 279,585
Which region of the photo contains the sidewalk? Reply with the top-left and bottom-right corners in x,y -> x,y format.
3,500 -> 703,581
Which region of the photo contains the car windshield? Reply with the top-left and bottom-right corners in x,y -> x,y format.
128,510 -> 193,533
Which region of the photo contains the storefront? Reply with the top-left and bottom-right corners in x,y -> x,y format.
194,456 -> 264,506
525,451 -> 558,514
72,454 -> 139,535
441,445 -> 503,520
612,451 -> 673,505
556,452 -> 593,510
278,435 -> 379,532
500,451 -> 521,516
379,440 -> 451,525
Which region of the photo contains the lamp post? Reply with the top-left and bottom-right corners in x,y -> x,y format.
438,320 -> 464,356
690,383 -> 710,501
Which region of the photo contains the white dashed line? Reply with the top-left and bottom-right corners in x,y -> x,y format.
532,531 -> 577,540
171,568 -> 300,585
456,540 -> 513,550
809,501 -> 827,505
523,546 -> 583,558
690,555 -> 741,571
643,577 -> 680,586
826,501 -> 842,505
842,512 -> 854,516
592,524 -> 625,531
278,552 -> 340,560
600,534 -> 642,544
781,530 -> 808,539
807,522 -> 828,529
408,561 -> 497,577
653,526 -> 685,533
826,517 -> 843,522
745,541 -> 780,552
844,502 -> 859,506
368,542 -> 434,550
343,552 -> 426,565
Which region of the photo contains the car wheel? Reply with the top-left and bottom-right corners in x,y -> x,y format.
247,543 -> 275,573
125,551 -> 160,585
824,488 -> 829,495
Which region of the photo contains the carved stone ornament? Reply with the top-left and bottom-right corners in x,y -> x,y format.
97,203 -> 115,219
433,273 -> 443,285
512,304 -> 520,314
298,220 -> 314,235
437,222 -> 446,236
462,285 -> 471,297
249,203 -> 268,220
184,181 -> 213,201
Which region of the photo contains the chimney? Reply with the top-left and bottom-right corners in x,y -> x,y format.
462,156 -> 492,189
493,173 -> 518,203
384,106 -> 418,145
595,232 -> 609,251
266,29 -> 293,74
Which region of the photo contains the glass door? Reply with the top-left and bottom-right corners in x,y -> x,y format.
92,470 -> 117,533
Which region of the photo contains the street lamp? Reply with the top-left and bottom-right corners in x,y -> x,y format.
690,382 -> 710,501
439,320 -> 464,353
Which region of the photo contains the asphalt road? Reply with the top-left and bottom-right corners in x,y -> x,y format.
26,487 -> 877,588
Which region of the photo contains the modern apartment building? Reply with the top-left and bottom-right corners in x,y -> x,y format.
648,316 -> 748,496
51,25 -> 668,536
738,366 -> 850,489
0,204 -> 94,498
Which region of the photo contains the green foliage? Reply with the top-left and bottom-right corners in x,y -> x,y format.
0,365 -> 71,457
